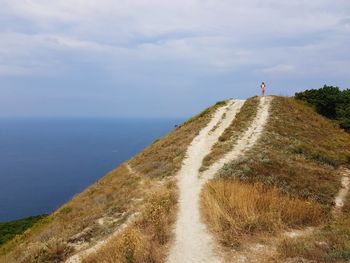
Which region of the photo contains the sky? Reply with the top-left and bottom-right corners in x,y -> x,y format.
1,0 -> 350,118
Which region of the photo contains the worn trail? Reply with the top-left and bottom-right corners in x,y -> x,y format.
167,100 -> 245,263
167,97 -> 272,263
201,96 -> 272,183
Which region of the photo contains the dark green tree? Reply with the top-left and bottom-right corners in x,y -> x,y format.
295,85 -> 350,131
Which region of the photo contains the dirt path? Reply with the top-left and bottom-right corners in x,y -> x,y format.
201,96 -> 272,183
195,96 -> 272,263
65,163 -> 142,263
66,97 -> 272,263
65,213 -> 138,263
334,168 -> 350,211
167,100 -> 245,263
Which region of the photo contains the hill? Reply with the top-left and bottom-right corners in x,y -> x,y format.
1,96 -> 349,263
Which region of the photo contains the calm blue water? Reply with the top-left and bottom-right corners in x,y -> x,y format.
0,118 -> 181,222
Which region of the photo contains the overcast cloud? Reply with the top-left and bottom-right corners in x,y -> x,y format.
1,0 -> 349,117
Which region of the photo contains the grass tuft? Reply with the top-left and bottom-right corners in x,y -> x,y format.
201,179 -> 324,247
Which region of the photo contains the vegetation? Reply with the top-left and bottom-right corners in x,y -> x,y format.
130,101 -> 227,178
0,215 -> 47,246
0,164 -> 144,262
3,95 -> 349,262
278,216 -> 350,262
295,85 -> 350,131
83,181 -> 177,263
218,97 -> 350,205
200,97 -> 260,171
201,96 -> 350,262
202,180 -> 324,247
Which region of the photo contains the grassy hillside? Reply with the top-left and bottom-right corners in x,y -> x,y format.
0,100 -> 227,263
216,97 -> 350,204
2,96 -> 350,263
202,97 -> 350,262
0,215 -> 47,246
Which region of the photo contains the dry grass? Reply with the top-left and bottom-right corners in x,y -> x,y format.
277,214 -> 350,262
130,101 -> 227,178
202,179 -> 324,247
219,97 -> 350,206
0,164 -> 145,262
206,96 -> 350,261
277,171 -> 350,262
200,97 -> 260,171
83,181 -> 177,263
19,238 -> 73,263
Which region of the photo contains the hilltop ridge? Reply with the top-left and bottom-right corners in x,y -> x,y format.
1,96 -> 350,263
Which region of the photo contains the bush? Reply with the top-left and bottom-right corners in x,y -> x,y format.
295,85 -> 350,131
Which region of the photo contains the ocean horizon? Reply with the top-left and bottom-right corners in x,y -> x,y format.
0,117 -> 182,222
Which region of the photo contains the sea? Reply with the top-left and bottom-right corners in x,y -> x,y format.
0,118 -> 182,222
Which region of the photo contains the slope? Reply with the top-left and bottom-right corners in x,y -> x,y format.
201,96 -> 350,262
2,96 -> 349,263
0,100 -> 228,263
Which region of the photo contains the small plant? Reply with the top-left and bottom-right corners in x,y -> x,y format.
21,238 -> 72,263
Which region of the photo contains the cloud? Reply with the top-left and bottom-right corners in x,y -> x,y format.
0,0 -> 349,117
1,0 -> 349,77
262,64 -> 295,75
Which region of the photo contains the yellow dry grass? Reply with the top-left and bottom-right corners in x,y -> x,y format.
83,182 -> 177,263
130,101 -> 227,178
202,179 -> 325,247
0,164 -> 144,262
277,214 -> 350,262
219,97 -> 350,206
204,96 -> 350,261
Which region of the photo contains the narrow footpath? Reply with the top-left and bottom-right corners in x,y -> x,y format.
167,97 -> 272,263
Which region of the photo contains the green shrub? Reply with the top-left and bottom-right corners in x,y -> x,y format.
295,85 -> 350,131
0,215 -> 47,246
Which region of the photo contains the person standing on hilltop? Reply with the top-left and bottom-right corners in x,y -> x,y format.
261,81 -> 266,96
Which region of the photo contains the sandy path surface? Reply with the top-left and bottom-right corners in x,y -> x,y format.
201,96 -> 272,183
65,213 -> 138,263
167,100 -> 245,263
65,163 -> 141,263
334,168 -> 350,210
197,96 -> 272,263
